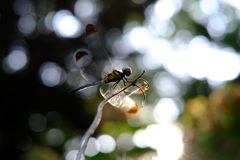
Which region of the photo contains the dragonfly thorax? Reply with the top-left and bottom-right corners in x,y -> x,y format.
103,70 -> 125,83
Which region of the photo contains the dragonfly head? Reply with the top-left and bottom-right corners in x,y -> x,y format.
122,67 -> 132,77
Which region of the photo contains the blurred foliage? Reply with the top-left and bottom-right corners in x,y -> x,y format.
1,0 -> 240,160
180,80 -> 240,159
21,145 -> 60,160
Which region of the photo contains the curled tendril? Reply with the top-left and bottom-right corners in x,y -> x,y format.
76,70 -> 147,160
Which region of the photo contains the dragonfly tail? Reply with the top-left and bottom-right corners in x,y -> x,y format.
68,81 -> 106,94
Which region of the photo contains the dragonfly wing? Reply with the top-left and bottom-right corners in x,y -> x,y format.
85,24 -> 114,76
100,84 -> 138,114
125,79 -> 149,94
74,48 -> 102,81
74,24 -> 114,81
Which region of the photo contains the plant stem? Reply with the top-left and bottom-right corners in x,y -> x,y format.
75,70 -> 146,160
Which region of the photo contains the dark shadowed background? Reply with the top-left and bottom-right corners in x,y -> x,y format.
1,0 -> 240,160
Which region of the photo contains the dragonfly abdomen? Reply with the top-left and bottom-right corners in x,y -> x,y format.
69,81 -> 106,94
103,70 -> 124,83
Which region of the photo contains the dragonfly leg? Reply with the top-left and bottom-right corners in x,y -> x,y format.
122,77 -> 133,87
130,78 -> 149,107
122,79 -> 127,86
134,84 -> 146,108
112,80 -> 120,90
124,77 -> 132,83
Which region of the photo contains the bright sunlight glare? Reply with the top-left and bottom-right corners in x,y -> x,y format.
97,134 -> 116,153
84,137 -> 100,157
116,133 -> 134,152
65,150 -> 84,160
150,124 -> 183,160
133,129 -> 148,148
186,36 -> 240,83
13,0 -> 32,16
74,0 -> 101,20
222,0 -> 240,10
206,14 -> 227,39
18,15 -> 36,35
121,1 -> 240,87
127,26 -> 154,53
200,0 -> 219,15
52,10 -> 81,38
39,62 -> 66,87
2,46 -> 28,74
74,0 -> 94,19
163,51 -> 191,82
154,0 -> 182,20
133,124 -> 184,160
127,26 -> 240,86
153,72 -> 181,97
143,39 -> 172,70
153,98 -> 180,124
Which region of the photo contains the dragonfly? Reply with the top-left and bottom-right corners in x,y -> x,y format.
100,71 -> 149,113
69,24 -> 149,113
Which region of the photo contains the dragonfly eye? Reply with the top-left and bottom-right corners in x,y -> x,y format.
122,67 -> 132,77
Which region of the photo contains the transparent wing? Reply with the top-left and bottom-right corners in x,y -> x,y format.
125,78 -> 149,94
100,84 -> 138,114
74,24 -> 113,82
80,24 -> 114,81
74,48 -> 100,81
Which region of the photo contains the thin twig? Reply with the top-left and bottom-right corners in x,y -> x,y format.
75,70 -> 146,160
